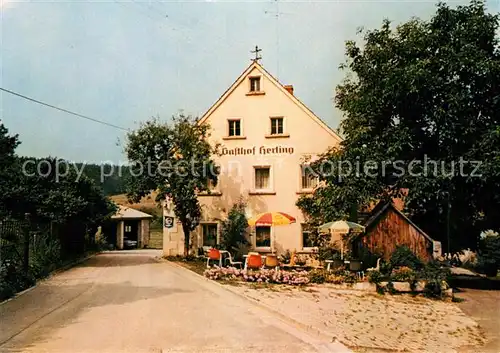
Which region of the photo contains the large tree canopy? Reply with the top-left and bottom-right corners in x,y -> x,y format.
125,114 -> 218,256
298,0 -> 500,252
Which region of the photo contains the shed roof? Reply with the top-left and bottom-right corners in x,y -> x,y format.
363,201 -> 435,243
111,205 -> 153,220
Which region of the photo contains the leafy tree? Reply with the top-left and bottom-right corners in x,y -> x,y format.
220,200 -> 248,252
125,114 -> 218,256
0,121 -> 21,217
298,1 -> 500,251
76,163 -> 131,196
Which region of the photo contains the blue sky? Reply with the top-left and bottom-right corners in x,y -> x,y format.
1,0 -> 497,163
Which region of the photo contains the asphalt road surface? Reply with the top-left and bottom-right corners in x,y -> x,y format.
0,250 -> 343,353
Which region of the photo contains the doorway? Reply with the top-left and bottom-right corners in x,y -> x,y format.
123,220 -> 139,249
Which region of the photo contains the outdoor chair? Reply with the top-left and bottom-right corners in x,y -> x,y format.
325,259 -> 344,272
349,260 -> 364,280
264,254 -> 279,269
224,252 -> 243,269
246,253 -> 263,270
366,258 -> 381,273
206,248 -> 222,268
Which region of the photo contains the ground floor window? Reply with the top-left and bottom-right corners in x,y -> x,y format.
255,226 -> 271,247
302,224 -> 315,248
202,223 -> 218,247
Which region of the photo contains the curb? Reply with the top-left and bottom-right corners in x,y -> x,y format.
162,259 -> 352,352
0,252 -> 98,306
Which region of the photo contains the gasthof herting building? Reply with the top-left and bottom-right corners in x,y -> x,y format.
163,59 -> 342,256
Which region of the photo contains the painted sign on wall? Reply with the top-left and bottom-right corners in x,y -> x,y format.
220,145 -> 294,156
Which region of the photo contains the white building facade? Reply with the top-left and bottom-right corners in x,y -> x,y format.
163,61 -> 342,256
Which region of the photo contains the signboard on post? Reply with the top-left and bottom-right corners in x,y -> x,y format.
164,216 -> 174,229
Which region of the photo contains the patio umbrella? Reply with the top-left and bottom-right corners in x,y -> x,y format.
318,220 -> 365,233
248,212 -> 296,226
318,220 -> 365,259
248,212 -> 296,252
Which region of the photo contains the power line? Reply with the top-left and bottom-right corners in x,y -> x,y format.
0,87 -> 129,131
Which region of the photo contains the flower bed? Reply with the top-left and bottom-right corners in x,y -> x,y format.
204,266 -> 310,285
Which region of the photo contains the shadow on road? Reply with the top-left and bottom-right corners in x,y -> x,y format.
79,251 -> 161,268
0,274 -> 189,351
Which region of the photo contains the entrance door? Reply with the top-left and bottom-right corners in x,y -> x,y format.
123,220 -> 139,249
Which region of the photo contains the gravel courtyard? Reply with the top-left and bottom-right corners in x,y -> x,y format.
227,284 -> 486,353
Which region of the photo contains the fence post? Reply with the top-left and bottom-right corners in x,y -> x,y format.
23,213 -> 31,274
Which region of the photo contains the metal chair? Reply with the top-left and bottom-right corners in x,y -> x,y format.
349,260 -> 364,280
246,253 -> 263,270
366,258 -> 381,273
224,252 -> 243,269
206,248 -> 222,268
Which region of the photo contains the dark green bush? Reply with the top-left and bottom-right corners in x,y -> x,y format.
477,234 -> 500,277
420,261 -> 451,298
357,247 -> 381,269
367,270 -> 383,284
390,266 -> 417,282
390,246 -> 423,270
318,245 -> 341,262
220,201 -> 248,252
308,269 -> 328,284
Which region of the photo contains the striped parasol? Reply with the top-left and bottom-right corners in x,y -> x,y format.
248,212 -> 296,227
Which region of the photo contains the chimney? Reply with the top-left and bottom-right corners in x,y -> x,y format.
284,85 -> 294,95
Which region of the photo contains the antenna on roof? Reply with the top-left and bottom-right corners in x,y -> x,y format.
251,45 -> 262,62
264,0 -> 293,80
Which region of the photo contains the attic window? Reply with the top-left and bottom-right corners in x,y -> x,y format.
249,76 -> 261,92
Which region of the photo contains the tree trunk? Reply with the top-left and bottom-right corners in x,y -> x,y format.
183,225 -> 190,257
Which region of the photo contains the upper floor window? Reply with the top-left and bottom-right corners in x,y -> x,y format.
228,119 -> 241,136
270,117 -> 284,135
301,165 -> 319,190
249,76 -> 261,92
254,166 -> 271,190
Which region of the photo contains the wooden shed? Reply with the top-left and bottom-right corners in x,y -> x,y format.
355,202 -> 442,262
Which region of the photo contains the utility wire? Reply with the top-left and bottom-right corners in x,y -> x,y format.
0,87 -> 129,131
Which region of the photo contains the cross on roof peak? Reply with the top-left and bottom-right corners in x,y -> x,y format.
251,45 -> 262,62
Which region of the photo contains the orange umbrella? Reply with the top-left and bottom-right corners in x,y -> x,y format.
248,212 -> 296,226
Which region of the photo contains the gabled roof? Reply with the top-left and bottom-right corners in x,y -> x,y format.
197,60 -> 343,143
112,205 -> 153,220
363,201 -> 435,243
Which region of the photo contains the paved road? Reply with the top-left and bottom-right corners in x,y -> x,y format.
456,288 -> 500,353
0,250 -> 341,353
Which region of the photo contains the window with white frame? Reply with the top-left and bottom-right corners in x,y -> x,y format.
301,165 -> 318,190
202,223 -> 218,247
301,224 -> 315,249
254,167 -> 271,190
249,76 -> 261,92
255,226 -> 271,247
270,117 -> 284,135
228,119 -> 241,136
